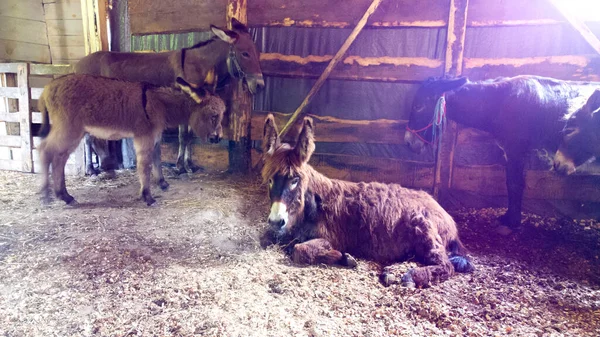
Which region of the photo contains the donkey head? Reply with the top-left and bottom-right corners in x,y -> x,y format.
405,77 -> 467,153
554,89 -> 600,175
176,77 -> 226,144
207,18 -> 264,94
262,114 -> 316,238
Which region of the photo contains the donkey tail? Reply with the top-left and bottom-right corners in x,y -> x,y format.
448,239 -> 475,273
38,95 -> 51,138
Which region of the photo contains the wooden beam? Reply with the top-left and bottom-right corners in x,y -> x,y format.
247,0 -> 447,28
17,63 -> 32,173
128,0 -> 227,35
80,0 -> 107,54
252,110 -> 407,145
279,0 -> 384,137
260,54 -> 444,82
226,0 -> 252,173
548,0 -> 600,56
467,0 -> 562,27
463,55 -> 600,81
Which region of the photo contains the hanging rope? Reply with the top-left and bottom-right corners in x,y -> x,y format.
405,94 -> 447,148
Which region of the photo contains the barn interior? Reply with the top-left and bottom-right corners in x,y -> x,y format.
1,0 -> 600,336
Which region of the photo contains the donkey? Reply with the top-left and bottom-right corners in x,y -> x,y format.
75,18 -> 264,178
37,74 -> 226,206
554,89 -> 600,175
261,115 -> 474,288
405,76 -> 600,230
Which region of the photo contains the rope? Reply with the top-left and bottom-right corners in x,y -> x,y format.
405,94 -> 447,147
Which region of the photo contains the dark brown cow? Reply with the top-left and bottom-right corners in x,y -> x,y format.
260,115 -> 474,288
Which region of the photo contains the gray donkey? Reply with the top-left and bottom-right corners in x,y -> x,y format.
75,18 -> 264,182
38,74 -> 226,206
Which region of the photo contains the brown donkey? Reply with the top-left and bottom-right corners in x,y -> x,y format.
38,74 -> 225,206
75,18 -> 264,177
261,115 -> 474,288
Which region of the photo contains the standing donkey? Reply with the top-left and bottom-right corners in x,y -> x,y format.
405,75 -> 599,231
75,18 -> 264,180
261,115 -> 474,288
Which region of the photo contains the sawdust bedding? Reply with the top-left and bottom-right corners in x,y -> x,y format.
0,169 -> 598,336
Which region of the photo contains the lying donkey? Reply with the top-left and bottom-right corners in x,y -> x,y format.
260,115 -> 474,288
554,89 -> 600,175
75,18 -> 264,178
38,74 -> 225,206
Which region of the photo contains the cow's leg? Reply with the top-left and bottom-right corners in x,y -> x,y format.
152,141 -> 169,190
176,124 -> 187,174
499,146 -> 528,230
84,134 -> 98,176
133,136 -> 156,206
291,238 -> 357,267
38,140 -> 53,204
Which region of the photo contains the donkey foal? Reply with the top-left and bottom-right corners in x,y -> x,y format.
38,74 -> 225,206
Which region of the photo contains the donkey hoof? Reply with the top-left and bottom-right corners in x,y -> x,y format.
380,272 -> 398,287
495,225 -> 514,236
143,196 -> 156,206
342,253 -> 358,268
400,270 -> 416,288
66,199 -> 79,207
158,180 -> 170,191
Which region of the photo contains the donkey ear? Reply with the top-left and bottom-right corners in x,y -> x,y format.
263,114 -> 280,156
583,89 -> 600,117
175,77 -> 206,104
211,25 -> 239,44
294,117 -> 316,164
231,18 -> 250,33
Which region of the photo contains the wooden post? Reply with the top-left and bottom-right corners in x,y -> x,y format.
433,0 -> 469,200
81,0 -> 109,55
227,0 -> 252,173
17,63 -> 33,173
549,0 -> 600,56
278,0 -> 385,138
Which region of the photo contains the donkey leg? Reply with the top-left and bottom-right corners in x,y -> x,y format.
38,141 -> 53,204
291,238 -> 354,267
399,247 -> 455,288
134,136 -> 156,206
84,134 -> 99,176
176,125 -> 187,174
183,125 -> 202,173
152,142 -> 169,190
500,148 -> 527,230
52,151 -> 75,205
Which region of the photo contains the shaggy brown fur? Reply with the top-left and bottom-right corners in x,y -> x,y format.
75,18 -> 264,176
37,74 -> 225,206
261,115 -> 473,288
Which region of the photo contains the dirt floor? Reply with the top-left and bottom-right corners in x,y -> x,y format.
0,169 -> 599,337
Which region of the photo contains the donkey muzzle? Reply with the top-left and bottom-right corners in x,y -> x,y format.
209,134 -> 221,144
404,132 -> 424,154
246,74 -> 265,95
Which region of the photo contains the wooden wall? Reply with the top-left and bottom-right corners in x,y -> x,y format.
0,0 -> 51,63
43,0 -> 86,64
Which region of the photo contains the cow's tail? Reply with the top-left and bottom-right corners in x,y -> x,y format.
448,239 -> 475,273
38,95 -> 51,138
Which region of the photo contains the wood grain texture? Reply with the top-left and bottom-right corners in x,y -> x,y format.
0,17 -> 49,45
46,19 -> 84,36
43,1 -> 82,20
0,0 -> 45,21
463,55 -> 600,81
247,0 -> 448,28
0,40 -> 51,63
260,53 -> 444,82
17,63 -> 32,172
129,0 -> 227,35
467,0 -> 562,27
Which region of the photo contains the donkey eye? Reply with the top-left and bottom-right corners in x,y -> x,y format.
242,51 -> 250,58
268,178 -> 274,188
563,128 -> 577,136
289,177 -> 300,190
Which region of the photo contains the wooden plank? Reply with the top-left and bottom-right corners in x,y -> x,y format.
0,17 -> 49,45
549,0 -> 600,56
30,63 -> 74,75
0,159 -> 22,171
17,63 -> 32,173
247,0 -> 448,28
97,0 -> 109,52
463,55 -> 600,82
452,165 -> 600,202
261,53 -> 443,82
48,35 -> 85,47
31,88 -> 44,101
46,19 -> 84,36
0,112 -> 19,123
129,0 -> 227,35
0,87 -> 20,99
227,0 -> 251,173
0,135 -> 21,147
251,110 -> 406,144
49,43 -> 86,60
467,0 -> 562,27
0,40 -> 51,63
0,63 -> 19,73
0,0 -> 45,21
43,1 -> 82,20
